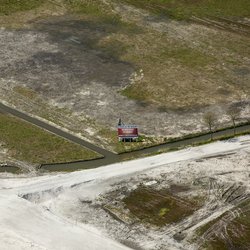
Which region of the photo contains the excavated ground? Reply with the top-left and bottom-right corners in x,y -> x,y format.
24,143 -> 250,250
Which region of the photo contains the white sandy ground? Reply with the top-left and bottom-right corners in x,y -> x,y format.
0,135 -> 250,250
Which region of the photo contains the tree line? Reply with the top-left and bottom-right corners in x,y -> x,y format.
203,105 -> 249,141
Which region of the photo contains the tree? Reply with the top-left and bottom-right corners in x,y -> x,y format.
203,112 -> 217,141
227,105 -> 241,135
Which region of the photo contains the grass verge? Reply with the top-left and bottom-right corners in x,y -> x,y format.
0,113 -> 101,164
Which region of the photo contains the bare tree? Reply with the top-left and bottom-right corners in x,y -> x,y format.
244,103 -> 250,123
227,106 -> 241,135
203,112 -> 217,141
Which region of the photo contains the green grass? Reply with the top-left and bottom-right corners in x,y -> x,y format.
0,113 -> 101,164
0,0 -> 45,15
117,0 -> 250,20
3,0 -> 247,20
65,0 -> 141,31
160,47 -> 215,67
158,207 -> 170,217
120,45 -> 215,101
65,0 -> 105,16
65,0 -> 125,25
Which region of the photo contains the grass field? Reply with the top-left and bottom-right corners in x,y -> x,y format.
0,0 -> 45,15
0,113 -> 100,164
2,0 -> 249,19
65,0 -> 108,16
117,0 -> 250,20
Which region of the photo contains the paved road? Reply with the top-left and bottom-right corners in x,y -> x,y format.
0,102 -> 117,159
1,102 -> 250,172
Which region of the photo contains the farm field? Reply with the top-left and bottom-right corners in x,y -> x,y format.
0,0 -> 249,153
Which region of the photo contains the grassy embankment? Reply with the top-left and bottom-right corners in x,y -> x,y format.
0,113 -> 100,164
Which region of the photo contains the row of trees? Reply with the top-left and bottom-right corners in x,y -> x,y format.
203,105 -> 246,140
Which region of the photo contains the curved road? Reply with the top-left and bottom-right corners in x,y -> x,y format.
1,102 -> 250,171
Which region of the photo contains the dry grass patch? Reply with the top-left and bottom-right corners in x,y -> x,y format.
13,86 -> 37,100
123,186 -> 200,226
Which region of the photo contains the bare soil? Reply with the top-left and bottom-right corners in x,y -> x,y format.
36,145 -> 250,250
197,199 -> 250,250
